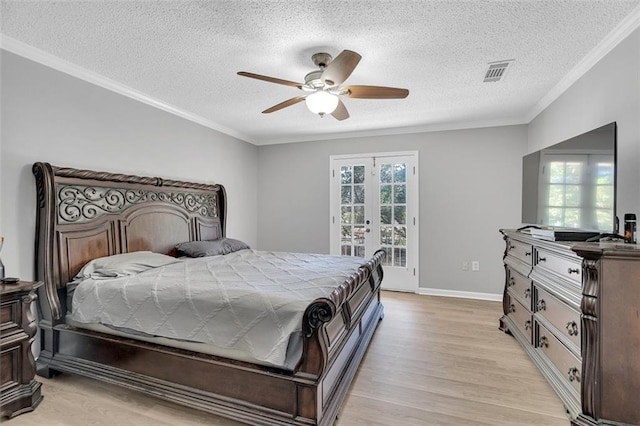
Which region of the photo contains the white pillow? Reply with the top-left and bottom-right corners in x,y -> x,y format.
75,251 -> 182,279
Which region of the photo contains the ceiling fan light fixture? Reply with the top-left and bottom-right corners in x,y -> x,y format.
305,91 -> 339,115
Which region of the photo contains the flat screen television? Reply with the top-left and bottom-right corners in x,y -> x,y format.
522,122 -> 617,234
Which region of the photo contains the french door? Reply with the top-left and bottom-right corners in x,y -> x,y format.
330,152 -> 418,292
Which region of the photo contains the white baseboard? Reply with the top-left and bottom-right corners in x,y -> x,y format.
415,287 -> 502,302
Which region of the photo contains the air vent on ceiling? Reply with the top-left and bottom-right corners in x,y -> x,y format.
483,59 -> 514,82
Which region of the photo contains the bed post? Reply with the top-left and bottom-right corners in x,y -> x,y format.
32,162 -> 64,377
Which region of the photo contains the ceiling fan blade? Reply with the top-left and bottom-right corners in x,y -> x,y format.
321,50 -> 362,87
331,99 -> 350,121
346,85 -> 409,99
238,71 -> 303,88
262,96 -> 306,114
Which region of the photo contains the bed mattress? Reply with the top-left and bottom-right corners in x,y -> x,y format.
67,249 -> 366,369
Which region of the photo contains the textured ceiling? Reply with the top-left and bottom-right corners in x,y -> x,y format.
2,0 -> 639,145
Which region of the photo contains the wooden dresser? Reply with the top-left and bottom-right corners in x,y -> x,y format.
1,281 -> 43,419
499,229 -> 640,426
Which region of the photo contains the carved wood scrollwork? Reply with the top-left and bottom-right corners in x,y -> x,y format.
580,258 -> 600,419
57,184 -> 218,223
304,300 -> 336,338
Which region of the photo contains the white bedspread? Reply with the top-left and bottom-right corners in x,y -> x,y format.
68,250 -> 366,368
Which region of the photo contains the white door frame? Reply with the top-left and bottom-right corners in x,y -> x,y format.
329,151 -> 419,292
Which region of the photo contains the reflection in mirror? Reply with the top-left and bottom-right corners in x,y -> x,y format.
522,122 -> 616,232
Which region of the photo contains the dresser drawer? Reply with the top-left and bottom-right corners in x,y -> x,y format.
537,322 -> 581,395
508,297 -> 532,344
535,247 -> 582,284
507,239 -> 533,265
535,287 -> 581,352
507,268 -> 532,308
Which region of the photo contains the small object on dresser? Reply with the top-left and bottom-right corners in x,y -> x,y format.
624,213 -> 637,244
1,277 -> 20,284
0,236 -> 4,279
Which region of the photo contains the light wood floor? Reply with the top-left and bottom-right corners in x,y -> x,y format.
5,292 -> 570,425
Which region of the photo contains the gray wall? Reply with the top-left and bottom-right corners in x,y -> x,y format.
0,51 -> 259,280
258,126 -> 527,296
2,25 -> 637,298
528,27 -> 640,220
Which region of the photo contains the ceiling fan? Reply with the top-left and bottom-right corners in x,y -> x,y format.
238,50 -> 409,121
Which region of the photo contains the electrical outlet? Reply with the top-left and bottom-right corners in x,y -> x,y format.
462,261 -> 469,271
471,261 -> 480,271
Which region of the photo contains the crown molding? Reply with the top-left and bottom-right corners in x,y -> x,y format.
254,116 -> 528,145
0,35 -> 256,144
526,3 -> 640,123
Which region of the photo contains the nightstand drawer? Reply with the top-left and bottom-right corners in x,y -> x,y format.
537,322 -> 581,395
0,299 -> 22,341
0,347 -> 20,391
535,287 -> 581,352
0,300 -> 20,332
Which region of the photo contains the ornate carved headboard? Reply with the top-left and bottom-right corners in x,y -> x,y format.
33,162 -> 226,320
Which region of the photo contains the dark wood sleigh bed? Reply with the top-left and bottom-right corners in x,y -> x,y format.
32,162 -> 385,425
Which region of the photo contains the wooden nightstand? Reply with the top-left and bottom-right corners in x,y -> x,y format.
1,281 -> 43,419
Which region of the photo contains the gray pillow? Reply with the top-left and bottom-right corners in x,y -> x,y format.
75,251 -> 182,279
175,238 -> 250,257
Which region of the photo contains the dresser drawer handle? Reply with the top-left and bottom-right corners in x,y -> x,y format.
509,304 -> 516,313
524,320 -> 531,331
509,244 -> 516,249
525,251 -> 532,256
538,256 -> 547,263
568,367 -> 581,382
524,288 -> 531,298
508,277 -> 515,287
538,336 -> 548,348
536,300 -> 546,311
567,268 -> 580,275
566,321 -> 579,336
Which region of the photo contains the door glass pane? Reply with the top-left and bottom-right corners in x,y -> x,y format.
353,165 -> 365,184
380,226 -> 392,245
381,247 -> 392,266
341,166 -> 352,184
340,163 -> 367,259
380,185 -> 392,204
341,186 -> 352,204
394,248 -> 407,267
394,206 -> 406,224
353,206 -> 365,224
379,162 -> 409,268
394,163 -> 406,182
354,226 -> 365,245
341,206 -> 352,224
394,185 -> 406,204
394,226 -> 407,246
341,225 -> 352,244
380,206 -> 392,224
354,185 -> 365,204
380,164 -> 392,183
